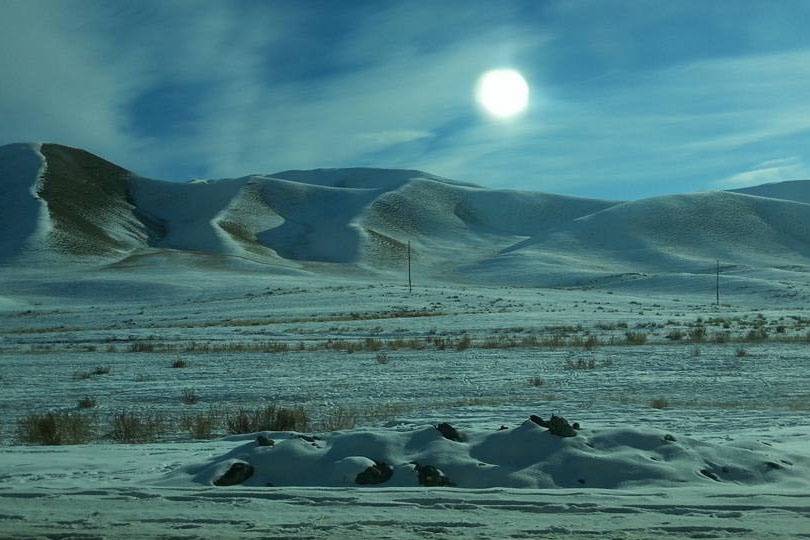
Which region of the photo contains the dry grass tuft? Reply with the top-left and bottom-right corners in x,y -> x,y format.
225,405 -> 309,434
180,408 -> 219,439
649,398 -> 670,409
110,410 -> 167,443
17,411 -> 95,445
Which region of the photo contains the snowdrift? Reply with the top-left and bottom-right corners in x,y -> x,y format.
170,421 -> 808,490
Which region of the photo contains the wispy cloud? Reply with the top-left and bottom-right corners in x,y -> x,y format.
2,1 -> 810,199
714,157 -> 810,189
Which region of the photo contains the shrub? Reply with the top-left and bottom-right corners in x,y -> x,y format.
317,407 -> 358,432
364,338 -> 383,352
666,329 -> 683,341
77,396 -> 97,409
181,388 -> 200,405
688,325 -> 706,342
73,366 -> 110,380
583,335 -> 600,350
225,405 -> 309,434
110,410 -> 167,443
649,398 -> 669,409
529,376 -> 545,387
225,408 -> 254,434
128,342 -> 155,353
274,407 -> 309,431
17,411 -> 95,445
455,335 -> 471,351
746,328 -> 768,342
624,331 -> 647,345
375,352 -> 390,365
566,358 -> 596,370
735,346 -> 748,358
171,357 -> 189,369
181,409 -> 219,439
690,346 -> 701,358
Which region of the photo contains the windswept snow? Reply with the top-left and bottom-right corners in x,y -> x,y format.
176,422 -> 809,489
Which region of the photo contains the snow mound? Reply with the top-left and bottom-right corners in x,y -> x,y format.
170,421 -> 808,489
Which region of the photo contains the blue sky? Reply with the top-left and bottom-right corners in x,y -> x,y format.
2,1 -> 810,199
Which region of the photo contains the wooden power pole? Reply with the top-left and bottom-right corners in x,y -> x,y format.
407,241 -> 412,294
716,259 -> 720,306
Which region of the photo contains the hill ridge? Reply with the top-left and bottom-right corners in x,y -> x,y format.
3,142 -> 810,287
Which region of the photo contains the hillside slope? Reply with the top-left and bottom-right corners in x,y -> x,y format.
3,142 -> 810,288
732,179 -> 810,204
465,190 -> 810,286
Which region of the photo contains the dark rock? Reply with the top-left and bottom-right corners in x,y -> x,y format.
764,461 -> 784,471
256,434 -> 275,447
498,425 -> 509,431
663,434 -> 676,442
297,434 -> 320,443
577,478 -> 586,485
572,422 -> 581,430
214,461 -> 254,486
529,415 -> 549,427
355,460 -> 394,485
547,415 -> 577,437
699,468 -> 720,482
414,463 -> 453,487
436,422 -> 463,442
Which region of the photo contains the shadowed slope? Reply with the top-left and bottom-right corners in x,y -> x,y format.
0,143 -> 46,264
38,144 -> 152,257
732,179 -> 810,205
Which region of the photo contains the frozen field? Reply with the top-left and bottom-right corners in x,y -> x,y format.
1,269 -> 810,538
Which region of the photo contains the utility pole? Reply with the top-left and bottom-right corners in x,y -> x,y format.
407,241 -> 412,294
716,259 -> 720,306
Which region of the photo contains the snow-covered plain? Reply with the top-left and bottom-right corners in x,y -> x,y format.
2,269 -> 810,538
1,142 -> 810,537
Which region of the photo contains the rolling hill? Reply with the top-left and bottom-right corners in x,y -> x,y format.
3,142 -> 810,288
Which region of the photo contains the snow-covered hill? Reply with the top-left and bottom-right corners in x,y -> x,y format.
3,142 -> 810,287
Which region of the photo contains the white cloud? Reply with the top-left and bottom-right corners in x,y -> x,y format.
714,157 -> 810,189
354,130 -> 434,150
3,1 -> 810,201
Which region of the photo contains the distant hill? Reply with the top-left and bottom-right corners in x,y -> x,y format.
731,179 -> 810,205
2,142 -> 810,286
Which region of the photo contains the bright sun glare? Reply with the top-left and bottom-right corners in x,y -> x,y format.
476,69 -> 529,119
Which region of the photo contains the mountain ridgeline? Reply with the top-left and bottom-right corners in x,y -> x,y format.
2,142 -> 810,286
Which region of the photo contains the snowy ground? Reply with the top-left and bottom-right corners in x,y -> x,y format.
1,268 -> 810,538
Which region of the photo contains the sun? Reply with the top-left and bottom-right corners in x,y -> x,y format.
475,69 -> 529,119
